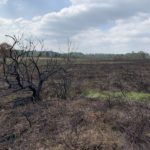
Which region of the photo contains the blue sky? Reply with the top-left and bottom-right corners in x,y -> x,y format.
0,0 -> 70,19
0,0 -> 150,53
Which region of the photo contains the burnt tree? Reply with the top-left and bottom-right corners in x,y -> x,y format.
2,35 -> 69,101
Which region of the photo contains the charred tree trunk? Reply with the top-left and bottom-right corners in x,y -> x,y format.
1,35 -> 70,102
32,89 -> 41,101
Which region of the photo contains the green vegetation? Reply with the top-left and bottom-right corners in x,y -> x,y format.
84,89 -> 150,101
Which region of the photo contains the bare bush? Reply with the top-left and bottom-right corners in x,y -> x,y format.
124,111 -> 150,149
50,68 -> 72,99
1,35 -> 70,101
113,106 -> 150,150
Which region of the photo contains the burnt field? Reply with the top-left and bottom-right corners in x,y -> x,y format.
0,59 -> 150,150
71,60 -> 150,95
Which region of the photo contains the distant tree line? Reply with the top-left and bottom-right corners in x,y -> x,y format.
0,42 -> 149,60
31,50 -> 150,61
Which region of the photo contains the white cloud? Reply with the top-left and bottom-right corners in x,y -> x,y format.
0,0 -> 8,4
71,13 -> 150,53
1,0 -> 150,53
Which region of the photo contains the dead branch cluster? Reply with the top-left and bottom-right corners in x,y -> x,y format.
0,35 -> 71,101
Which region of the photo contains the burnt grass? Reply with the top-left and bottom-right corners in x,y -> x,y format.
0,60 -> 150,150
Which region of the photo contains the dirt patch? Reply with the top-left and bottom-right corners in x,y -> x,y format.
0,98 -> 149,150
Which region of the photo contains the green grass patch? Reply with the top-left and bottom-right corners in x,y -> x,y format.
83,90 -> 150,101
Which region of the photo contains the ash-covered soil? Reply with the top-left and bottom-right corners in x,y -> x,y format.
0,97 -> 149,150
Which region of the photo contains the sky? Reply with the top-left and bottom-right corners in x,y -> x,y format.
0,0 -> 150,53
